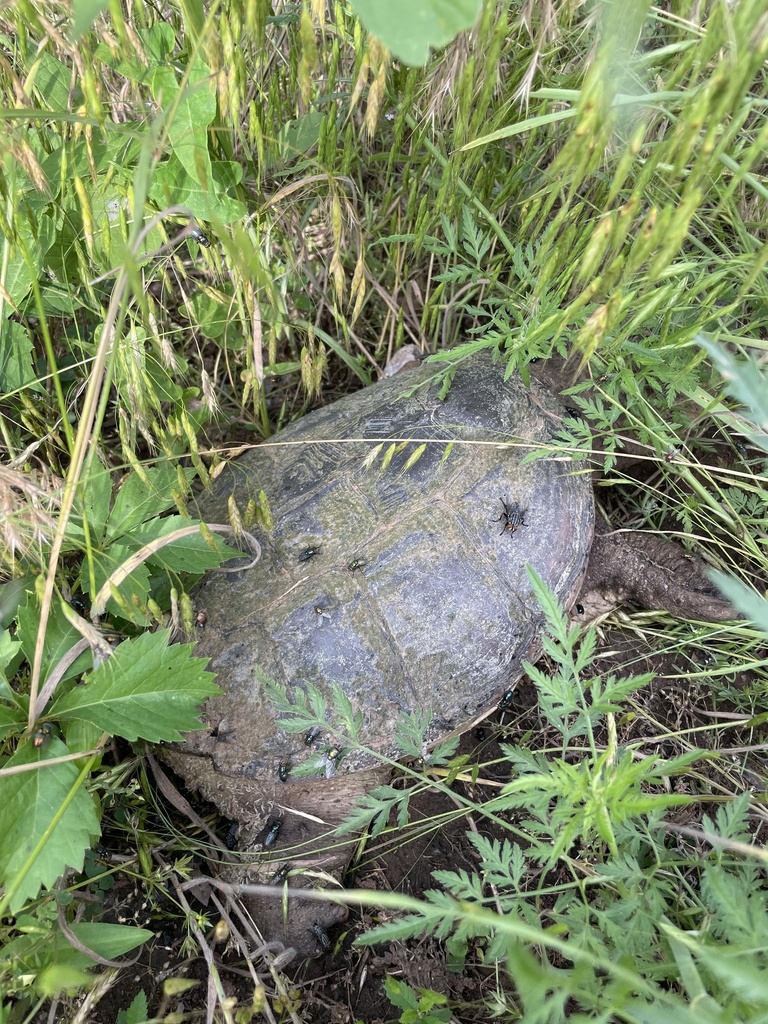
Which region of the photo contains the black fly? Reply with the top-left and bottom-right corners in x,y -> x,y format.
310,922 -> 331,951
33,722 -> 54,748
299,547 -> 321,563
495,498 -> 527,536
263,820 -> 281,848
497,687 -> 516,711
270,863 -> 291,885
189,225 -> 211,247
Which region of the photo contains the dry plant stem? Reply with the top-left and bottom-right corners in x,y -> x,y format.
207,891 -> 299,1021
145,750 -> 229,850
89,523 -> 260,617
32,638 -> 90,717
0,744 -> 106,779
171,867 -> 304,1024
67,970 -> 121,1024
662,823 -> 768,863
163,866 -> 236,1024
27,269 -> 129,729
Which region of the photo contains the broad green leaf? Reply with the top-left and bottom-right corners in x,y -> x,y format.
106,465 -> 192,540
150,158 -> 246,222
30,52 -> 73,112
163,65 -> 216,193
182,290 -> 232,340
71,0 -> 108,40
67,921 -> 153,960
210,159 -> 243,192
36,963 -> 93,998
16,594 -> 92,688
62,717 -> 104,758
0,576 -> 36,630
278,112 -> 324,163
0,705 -> 26,740
71,465 -> 113,545
350,0 -> 481,66
141,24 -> 175,63
50,629 -> 218,741
1,920 -> 151,989
0,736 -> 100,913
0,321 -> 42,395
0,629 -> 22,683
0,220 -> 39,306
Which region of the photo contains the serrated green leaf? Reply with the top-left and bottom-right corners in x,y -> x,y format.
118,989 -> 150,1024
133,517 -> 242,573
107,465 -> 191,540
384,975 -> 419,1011
0,736 -> 100,913
0,320 -> 42,394
49,630 -> 218,741
526,565 -> 568,638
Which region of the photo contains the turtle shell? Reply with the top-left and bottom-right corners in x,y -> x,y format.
179,353 -> 593,782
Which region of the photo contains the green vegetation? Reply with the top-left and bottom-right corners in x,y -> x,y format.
1,0 -> 767,1020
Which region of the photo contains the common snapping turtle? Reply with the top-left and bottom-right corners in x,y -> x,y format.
161,350 -> 731,957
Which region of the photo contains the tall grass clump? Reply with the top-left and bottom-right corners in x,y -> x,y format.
1,0 -> 767,1020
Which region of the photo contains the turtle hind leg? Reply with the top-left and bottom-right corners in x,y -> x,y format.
575,521 -> 735,623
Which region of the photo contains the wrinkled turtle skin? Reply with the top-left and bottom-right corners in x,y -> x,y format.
161,353 -> 594,957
